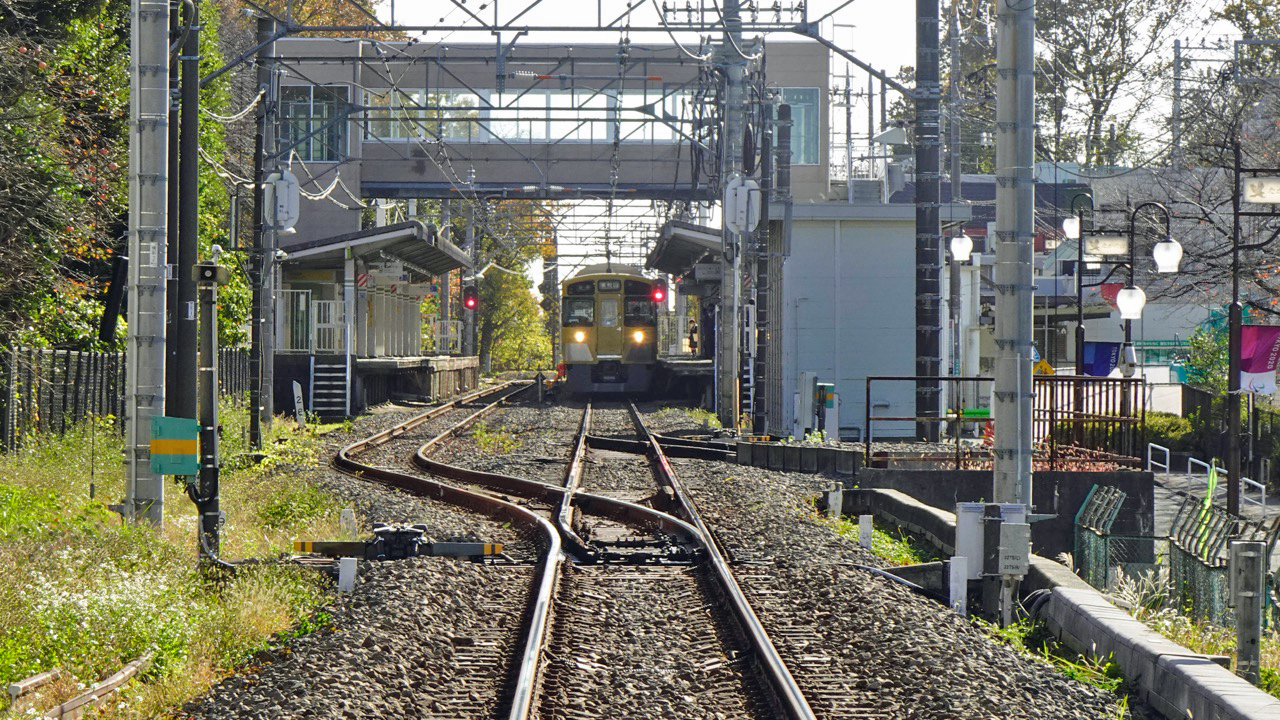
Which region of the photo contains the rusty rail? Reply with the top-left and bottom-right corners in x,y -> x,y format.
626,401 -> 817,720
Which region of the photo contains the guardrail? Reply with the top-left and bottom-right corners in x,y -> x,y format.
1147,443 -> 1171,479
1162,445 -> 1268,512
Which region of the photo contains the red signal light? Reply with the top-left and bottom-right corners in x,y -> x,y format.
463,286 -> 479,310
651,282 -> 667,303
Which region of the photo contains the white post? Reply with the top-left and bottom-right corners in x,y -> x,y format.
858,515 -> 874,550
949,556 -> 968,615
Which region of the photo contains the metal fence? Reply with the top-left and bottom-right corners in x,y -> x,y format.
1,346 -> 250,451
1075,484 -> 1280,627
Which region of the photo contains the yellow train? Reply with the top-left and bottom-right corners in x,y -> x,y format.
560,264 -> 664,393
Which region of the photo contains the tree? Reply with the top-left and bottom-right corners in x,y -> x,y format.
1035,0 -> 1192,168
445,199 -> 555,372
0,0 -> 130,348
1186,323 -> 1228,394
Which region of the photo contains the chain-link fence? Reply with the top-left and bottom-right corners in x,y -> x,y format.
1075,484 -> 1280,627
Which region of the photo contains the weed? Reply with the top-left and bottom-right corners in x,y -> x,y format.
472,421 -> 519,454
0,404 -> 339,716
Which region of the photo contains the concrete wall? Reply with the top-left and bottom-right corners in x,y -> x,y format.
853,467 -> 1156,557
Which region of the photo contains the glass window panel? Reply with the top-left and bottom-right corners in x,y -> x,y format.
313,86 -> 347,160
781,87 -> 819,165
562,297 -> 595,326
624,297 -> 656,326
599,299 -> 619,328
618,91 -> 648,143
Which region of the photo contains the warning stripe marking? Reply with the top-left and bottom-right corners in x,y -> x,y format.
150,438 -> 198,455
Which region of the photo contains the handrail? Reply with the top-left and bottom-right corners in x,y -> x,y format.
1181,453 -> 1266,511
1146,443 -> 1170,478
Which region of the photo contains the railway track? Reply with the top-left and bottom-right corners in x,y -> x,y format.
332,390 -> 815,719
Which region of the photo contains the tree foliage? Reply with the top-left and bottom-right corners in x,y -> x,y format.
0,0 -> 129,347
939,0 -> 1193,173
1186,324 -> 1228,395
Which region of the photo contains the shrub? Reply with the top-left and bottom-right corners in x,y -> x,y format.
1145,412 -> 1195,453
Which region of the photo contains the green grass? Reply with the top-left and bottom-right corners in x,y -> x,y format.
471,421 -> 519,454
978,618 -> 1127,700
656,405 -> 721,430
816,509 -> 939,566
0,403 -> 351,718
1109,566 -> 1280,698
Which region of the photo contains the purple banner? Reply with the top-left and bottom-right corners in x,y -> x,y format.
1082,341 -> 1121,377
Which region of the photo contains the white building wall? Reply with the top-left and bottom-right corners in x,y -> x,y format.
782,206 -> 920,440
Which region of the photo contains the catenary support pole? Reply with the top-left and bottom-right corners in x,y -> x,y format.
1228,142 -> 1243,517
914,0 -> 942,441
123,0 -> 171,524
170,1 -> 199,425
716,0 -> 747,428
992,0 -> 1035,509
248,16 -> 277,448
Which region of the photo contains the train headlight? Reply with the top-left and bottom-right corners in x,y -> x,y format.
632,330 -> 645,343
573,330 -> 586,343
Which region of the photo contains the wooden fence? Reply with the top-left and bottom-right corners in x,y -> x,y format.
1,347 -> 250,451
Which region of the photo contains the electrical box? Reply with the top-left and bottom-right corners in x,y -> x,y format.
998,522 -> 1031,576
955,503 -> 985,580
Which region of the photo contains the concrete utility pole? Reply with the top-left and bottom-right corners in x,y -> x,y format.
123,0 -> 171,524
716,0 -> 747,428
915,0 -> 942,441
992,0 -> 1035,507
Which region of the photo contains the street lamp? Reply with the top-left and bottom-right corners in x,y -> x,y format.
1228,142 -> 1280,516
1062,199 -> 1180,377
1120,202 -> 1180,378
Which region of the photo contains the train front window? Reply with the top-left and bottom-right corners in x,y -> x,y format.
562,298 -> 595,326
599,299 -> 619,327
624,298 -> 656,326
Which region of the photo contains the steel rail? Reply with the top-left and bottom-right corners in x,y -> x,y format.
409,400 -> 705,719
413,403 -> 703,552
626,401 -> 818,720
333,380 -> 560,720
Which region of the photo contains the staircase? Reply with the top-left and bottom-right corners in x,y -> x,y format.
311,356 -> 349,418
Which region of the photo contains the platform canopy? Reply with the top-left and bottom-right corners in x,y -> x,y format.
644,220 -> 722,277
284,221 -> 470,277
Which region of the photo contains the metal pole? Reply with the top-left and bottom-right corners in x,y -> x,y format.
197,261 -> 222,558
1075,202 -> 1087,376
1231,540 -> 1265,684
1172,39 -> 1182,170
171,1 -> 199,425
1228,142 -> 1243,516
464,205 -> 477,357
915,0 -> 942,442
260,17 -> 278,430
948,4 -> 963,410
123,0 -> 171,524
248,17 -> 276,449
716,0 -> 747,429
992,0 -> 1035,507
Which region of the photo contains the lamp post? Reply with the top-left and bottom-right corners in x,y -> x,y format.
1064,195 -> 1093,377
1118,202 -> 1182,378
1228,142 -> 1280,516
949,231 -> 973,420
1063,201 -> 1181,378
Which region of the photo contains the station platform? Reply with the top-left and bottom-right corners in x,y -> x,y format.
654,356 -> 713,399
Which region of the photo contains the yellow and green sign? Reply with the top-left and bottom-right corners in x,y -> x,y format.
150,416 -> 199,476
